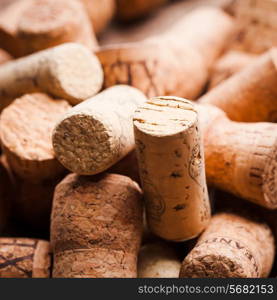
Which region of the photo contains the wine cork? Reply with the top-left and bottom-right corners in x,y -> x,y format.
0,43 -> 104,110
138,242 -> 181,278
52,85 -> 146,175
116,0 -> 167,21
0,238 -> 51,278
81,0 -> 115,34
0,48 -> 12,65
0,0 -> 97,57
200,48 -> 277,122
198,104 -> 277,209
0,93 -> 71,182
97,7 -> 235,99
179,212 -> 275,278
133,97 -> 210,241
51,173 -> 143,278
208,50 -> 257,89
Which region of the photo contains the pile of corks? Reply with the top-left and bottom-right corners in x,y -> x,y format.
0,0 -> 277,278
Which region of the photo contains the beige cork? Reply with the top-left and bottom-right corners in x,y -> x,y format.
52,85 -> 146,175
179,212 -> 275,278
138,242 -> 181,278
0,93 -> 71,182
200,48 -> 277,122
51,173 -> 143,278
0,238 -> 51,278
0,48 -> 12,65
116,0 -> 167,21
208,50 -> 257,89
198,104 -> 277,209
97,8 -> 235,99
0,43 -> 103,109
133,97 -> 210,241
82,0 -> 115,35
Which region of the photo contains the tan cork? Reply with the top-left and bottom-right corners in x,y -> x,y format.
138,242 -> 181,278
0,0 -> 98,57
200,48 -> 277,122
133,97 -> 210,241
0,238 -> 51,278
81,0 -> 115,35
208,50 -> 257,89
0,48 -> 12,65
0,93 -> 71,182
198,104 -> 277,209
116,0 -> 167,21
51,173 -> 143,278
0,43 -> 103,109
52,85 -> 146,175
179,212 -> 275,278
96,8 -> 235,99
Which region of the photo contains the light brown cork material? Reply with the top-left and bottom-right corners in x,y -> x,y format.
96,8 -> 235,99
0,0 -> 98,57
52,85 -> 146,175
179,212 -> 275,278
0,238 -> 51,278
116,0 -> 167,21
133,97 -> 210,241
138,242 -> 181,278
0,43 -> 104,109
208,50 -> 257,89
81,0 -> 115,35
51,173 -> 143,278
200,48 -> 277,122
0,93 -> 71,182
0,48 -> 12,65
198,104 -> 277,209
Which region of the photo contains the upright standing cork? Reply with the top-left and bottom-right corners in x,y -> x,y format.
51,173 -> 143,278
200,48 -> 277,122
133,97 -> 210,241
179,212 -> 275,278
138,242 -> 181,278
0,238 -> 51,278
0,43 -> 103,110
97,8 -> 235,99
0,93 -> 71,181
53,85 -> 146,175
198,104 -> 277,209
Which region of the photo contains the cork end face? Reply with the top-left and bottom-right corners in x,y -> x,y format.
52,114 -> 114,175
134,97 -> 197,137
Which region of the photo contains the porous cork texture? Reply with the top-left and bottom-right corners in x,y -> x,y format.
0,93 -> 71,181
200,48 -> 277,122
134,97 -> 211,241
138,242 -> 181,278
51,173 -> 143,278
0,43 -> 104,109
179,213 -> 275,278
198,104 -> 277,209
0,238 -> 51,278
52,85 -> 146,175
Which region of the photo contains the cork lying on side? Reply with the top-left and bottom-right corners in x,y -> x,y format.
0,43 -> 103,110
179,212 -> 275,278
0,238 -> 51,278
0,93 -> 71,181
200,48 -> 277,122
51,173 -> 143,278
134,97 -> 210,241
52,85 -> 146,175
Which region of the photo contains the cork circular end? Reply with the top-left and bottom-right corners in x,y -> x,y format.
52,114 -> 115,175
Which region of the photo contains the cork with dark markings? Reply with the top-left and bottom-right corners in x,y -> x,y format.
0,93 -> 71,182
52,85 -> 146,175
133,97 -> 210,241
0,238 -> 51,278
179,213 -> 275,278
0,43 -> 104,109
198,104 -> 277,209
51,173 -> 143,278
